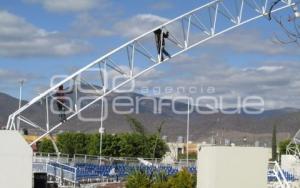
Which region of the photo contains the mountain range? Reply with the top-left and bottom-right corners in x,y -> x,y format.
1,90 -> 300,146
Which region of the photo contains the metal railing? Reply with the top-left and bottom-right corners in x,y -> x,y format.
32,161 -> 77,186
34,152 -> 163,165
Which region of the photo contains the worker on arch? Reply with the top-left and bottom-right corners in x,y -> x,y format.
154,28 -> 171,61
55,85 -> 73,122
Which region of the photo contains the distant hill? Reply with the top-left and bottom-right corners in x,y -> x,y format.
1,90 -> 300,146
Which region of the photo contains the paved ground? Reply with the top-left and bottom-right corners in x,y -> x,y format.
96,182 -> 125,188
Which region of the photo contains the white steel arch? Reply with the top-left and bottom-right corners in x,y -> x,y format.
6,0 -> 297,146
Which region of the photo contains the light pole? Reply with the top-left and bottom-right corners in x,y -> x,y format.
99,97 -> 105,165
186,97 -> 190,167
17,80 -> 24,131
99,126 -> 105,164
99,61 -> 107,166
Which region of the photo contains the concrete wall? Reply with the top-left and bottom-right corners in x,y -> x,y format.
0,131 -> 32,188
197,146 -> 269,188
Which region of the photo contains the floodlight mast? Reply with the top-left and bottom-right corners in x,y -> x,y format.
6,0 -> 296,147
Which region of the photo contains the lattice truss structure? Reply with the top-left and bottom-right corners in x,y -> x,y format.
287,129 -> 300,156
6,0 -> 296,145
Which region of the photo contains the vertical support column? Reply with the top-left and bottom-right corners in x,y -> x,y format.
74,76 -> 78,112
74,167 -> 77,188
212,3 -> 219,36
99,60 -> 107,165
186,98 -> 190,167
46,96 -> 49,132
12,115 -> 16,130
73,155 -> 76,164
238,0 -> 244,24
186,15 -> 192,48
181,18 -> 187,48
130,43 -> 135,77
6,115 -> 12,130
17,80 -> 24,131
263,0 -> 269,14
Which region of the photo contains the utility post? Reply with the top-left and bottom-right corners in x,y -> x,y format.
17,79 -> 24,131
186,97 -> 190,167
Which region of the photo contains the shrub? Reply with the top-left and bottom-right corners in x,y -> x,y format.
126,170 -> 151,188
38,139 -> 55,153
167,168 -> 196,188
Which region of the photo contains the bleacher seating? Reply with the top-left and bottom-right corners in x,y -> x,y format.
45,161 -> 296,183
73,163 -> 197,181
267,170 -> 296,182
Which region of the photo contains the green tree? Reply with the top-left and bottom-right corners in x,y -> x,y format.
119,133 -> 146,157
178,152 -> 197,160
151,172 -> 170,188
279,139 -> 292,155
86,133 -> 100,156
148,134 -> 168,158
57,132 -> 89,156
57,132 -> 75,155
73,133 -> 87,154
38,139 -> 55,153
151,182 -> 170,188
117,133 -> 168,158
87,134 -> 122,157
126,170 -> 151,188
272,124 -> 277,161
126,168 -> 196,188
55,132 -> 168,158
167,168 -> 196,188
102,134 -> 121,157
152,121 -> 165,158
57,132 -> 88,156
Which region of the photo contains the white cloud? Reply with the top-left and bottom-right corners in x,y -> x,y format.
256,66 -> 284,72
0,69 -> 38,83
111,13 -> 298,56
66,13 -> 172,43
112,14 -> 297,57
243,65 -> 284,72
150,2 -> 173,11
129,53 -> 300,109
0,11 -> 90,57
70,13 -> 114,37
24,0 -> 108,12
208,30 -> 297,55
114,14 -> 169,38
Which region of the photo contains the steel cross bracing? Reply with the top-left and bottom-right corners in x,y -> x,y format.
6,0 -> 296,145
287,129 -> 300,158
268,161 -> 291,188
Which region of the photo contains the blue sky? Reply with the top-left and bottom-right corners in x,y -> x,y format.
0,0 -> 300,109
